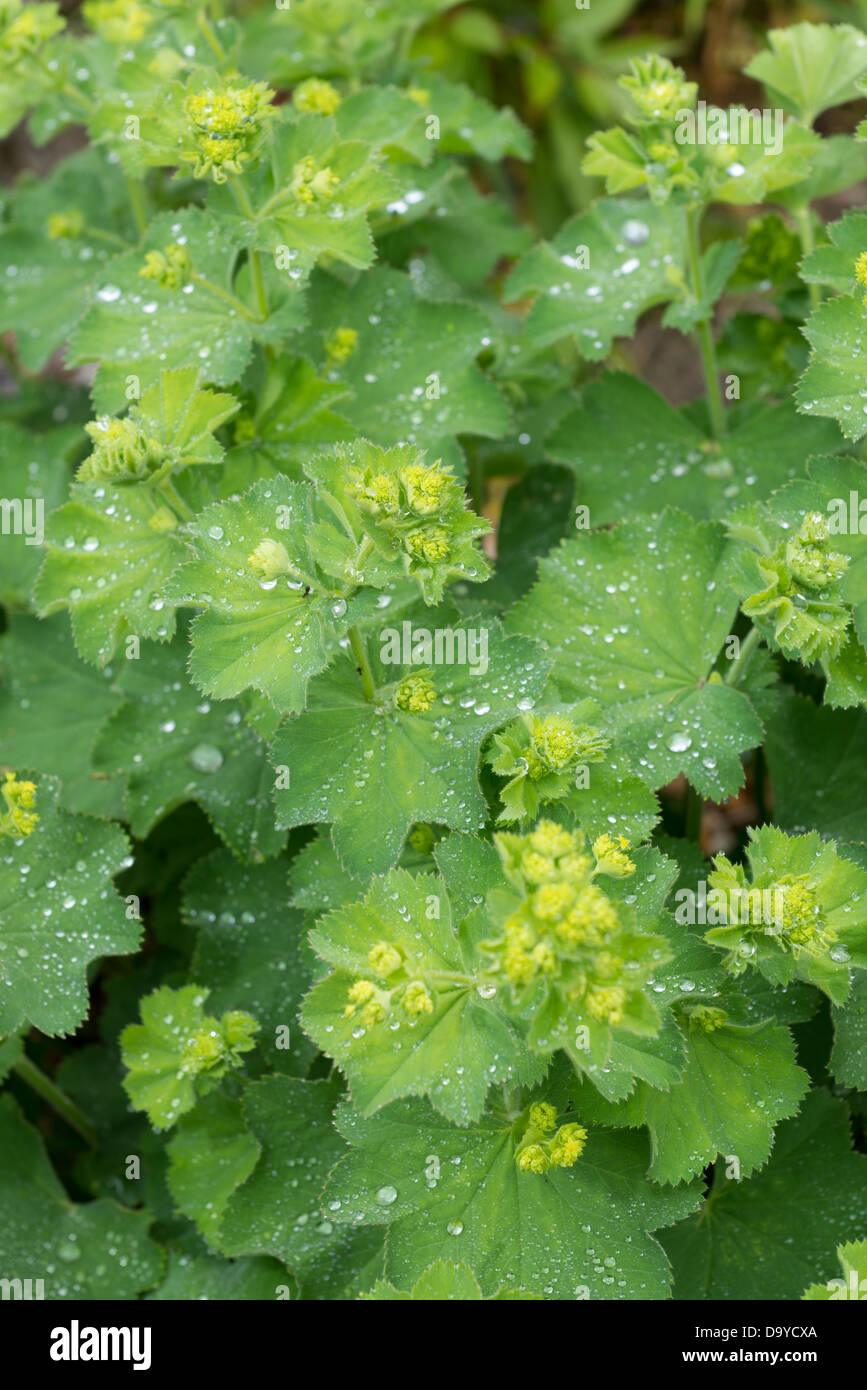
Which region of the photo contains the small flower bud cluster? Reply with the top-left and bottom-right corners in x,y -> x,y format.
247,537 -> 293,580
289,155 -> 341,204
293,78 -> 341,116
325,326 -> 358,365
708,857 -> 839,966
855,251 -> 867,304
743,511 -> 851,663
620,55 -> 698,126
343,940 -> 436,1029
78,415 -> 166,483
0,0 -> 64,63
0,771 -> 38,839
481,821 -> 657,1029
515,1101 -> 588,1175
140,243 -> 192,291
183,82 -> 275,182
394,671 -> 436,714
178,1008 -> 259,1079
46,209 -> 84,240
83,0 -> 151,43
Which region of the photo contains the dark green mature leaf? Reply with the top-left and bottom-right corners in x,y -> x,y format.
0,421 -> 79,609
93,632 -> 285,861
765,691 -> 867,843
547,374 -> 841,524
325,1095 -> 701,1299
509,510 -> 763,799
0,1093 -> 164,1299
271,621 -> 550,877
661,1090 -> 867,1299
504,197 -> 686,357
148,1250 -> 289,1300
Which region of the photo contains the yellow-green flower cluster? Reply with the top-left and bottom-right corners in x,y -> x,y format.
289,155 -> 340,205
140,243 -> 192,291
515,1101 -> 588,1175
0,772 -> 38,838
83,0 -> 151,43
78,415 -> 165,483
46,209 -> 84,240
178,1008 -> 259,1078
708,858 -> 838,963
343,940 -> 436,1029
325,326 -> 358,365
395,672 -> 437,714
0,0 -> 64,64
183,81 -> 275,183
293,77 -> 341,115
742,511 -> 851,663
855,251 -> 867,304
247,537 -> 293,580
482,820 -> 662,1028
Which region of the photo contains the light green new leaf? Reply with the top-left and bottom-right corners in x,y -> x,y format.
508,510 -> 763,799
120,984 -> 260,1131
219,1075 -> 386,1299
363,1259 -> 537,1300
93,632 -> 285,861
803,1240 -> 867,1300
745,23 -> 867,126
547,373 -> 841,524
0,614 -> 124,818
800,209 -> 867,295
325,1096 -> 701,1299
504,198 -> 686,357
302,868 -> 541,1125
34,476 -> 186,666
169,476 -> 376,714
0,1094 -> 164,1300
166,1092 -> 261,1246
300,267 -> 511,463
580,1018 -> 808,1185
0,775 -> 137,1036
0,421 -> 78,609
184,848 -> 317,1077
798,294 -> 867,442
271,621 -> 550,877
661,1090 -> 867,1299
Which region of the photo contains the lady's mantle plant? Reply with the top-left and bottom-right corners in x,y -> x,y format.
1,0 -> 867,1303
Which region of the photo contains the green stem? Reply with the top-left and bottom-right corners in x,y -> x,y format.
196,5 -> 227,61
158,478 -> 195,523
13,1056 -> 98,1148
686,206 -> 726,441
794,205 -> 821,312
684,784 -> 704,844
467,452 -> 485,514
348,625 -> 376,701
124,174 -> 148,237
192,273 -> 262,323
228,177 -> 268,320
724,625 -> 762,688
84,225 -> 132,250
752,745 -> 769,825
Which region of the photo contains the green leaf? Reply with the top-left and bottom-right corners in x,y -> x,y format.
363,1258 -> 537,1300
831,972 -> 867,1089
148,1250 -> 289,1301
299,267 -> 511,464
325,1095 -> 701,1299
92,631 -> 286,861
120,984 -> 260,1130
546,373 -> 841,525
0,421 -> 78,609
508,510 -> 763,799
420,76 -> 531,160
0,775 -> 137,1037
0,614 -> 125,818
66,208 -> 302,415
302,867 -> 541,1125
798,294 -> 867,442
219,1074 -> 385,1299
661,1090 -> 867,1299
801,209 -> 867,295
504,198 -> 686,357
745,22 -> 867,126
34,475 -> 186,667
166,1092 -> 261,1246
184,848 -> 317,1077
803,1239 -> 867,1300
0,1093 -> 164,1300
271,620 -> 550,877
168,476 -> 378,714
765,690 -> 867,843
581,1017 -> 808,1185
0,148 -> 134,371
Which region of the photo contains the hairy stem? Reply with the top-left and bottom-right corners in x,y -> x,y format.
686,206 -> 726,441
124,174 -> 149,237
158,477 -> 196,523
794,205 -> 821,313
348,625 -> 376,701
724,625 -> 762,688
196,5 -> 227,61
228,177 -> 268,320
13,1056 -> 98,1149
192,273 -> 262,323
